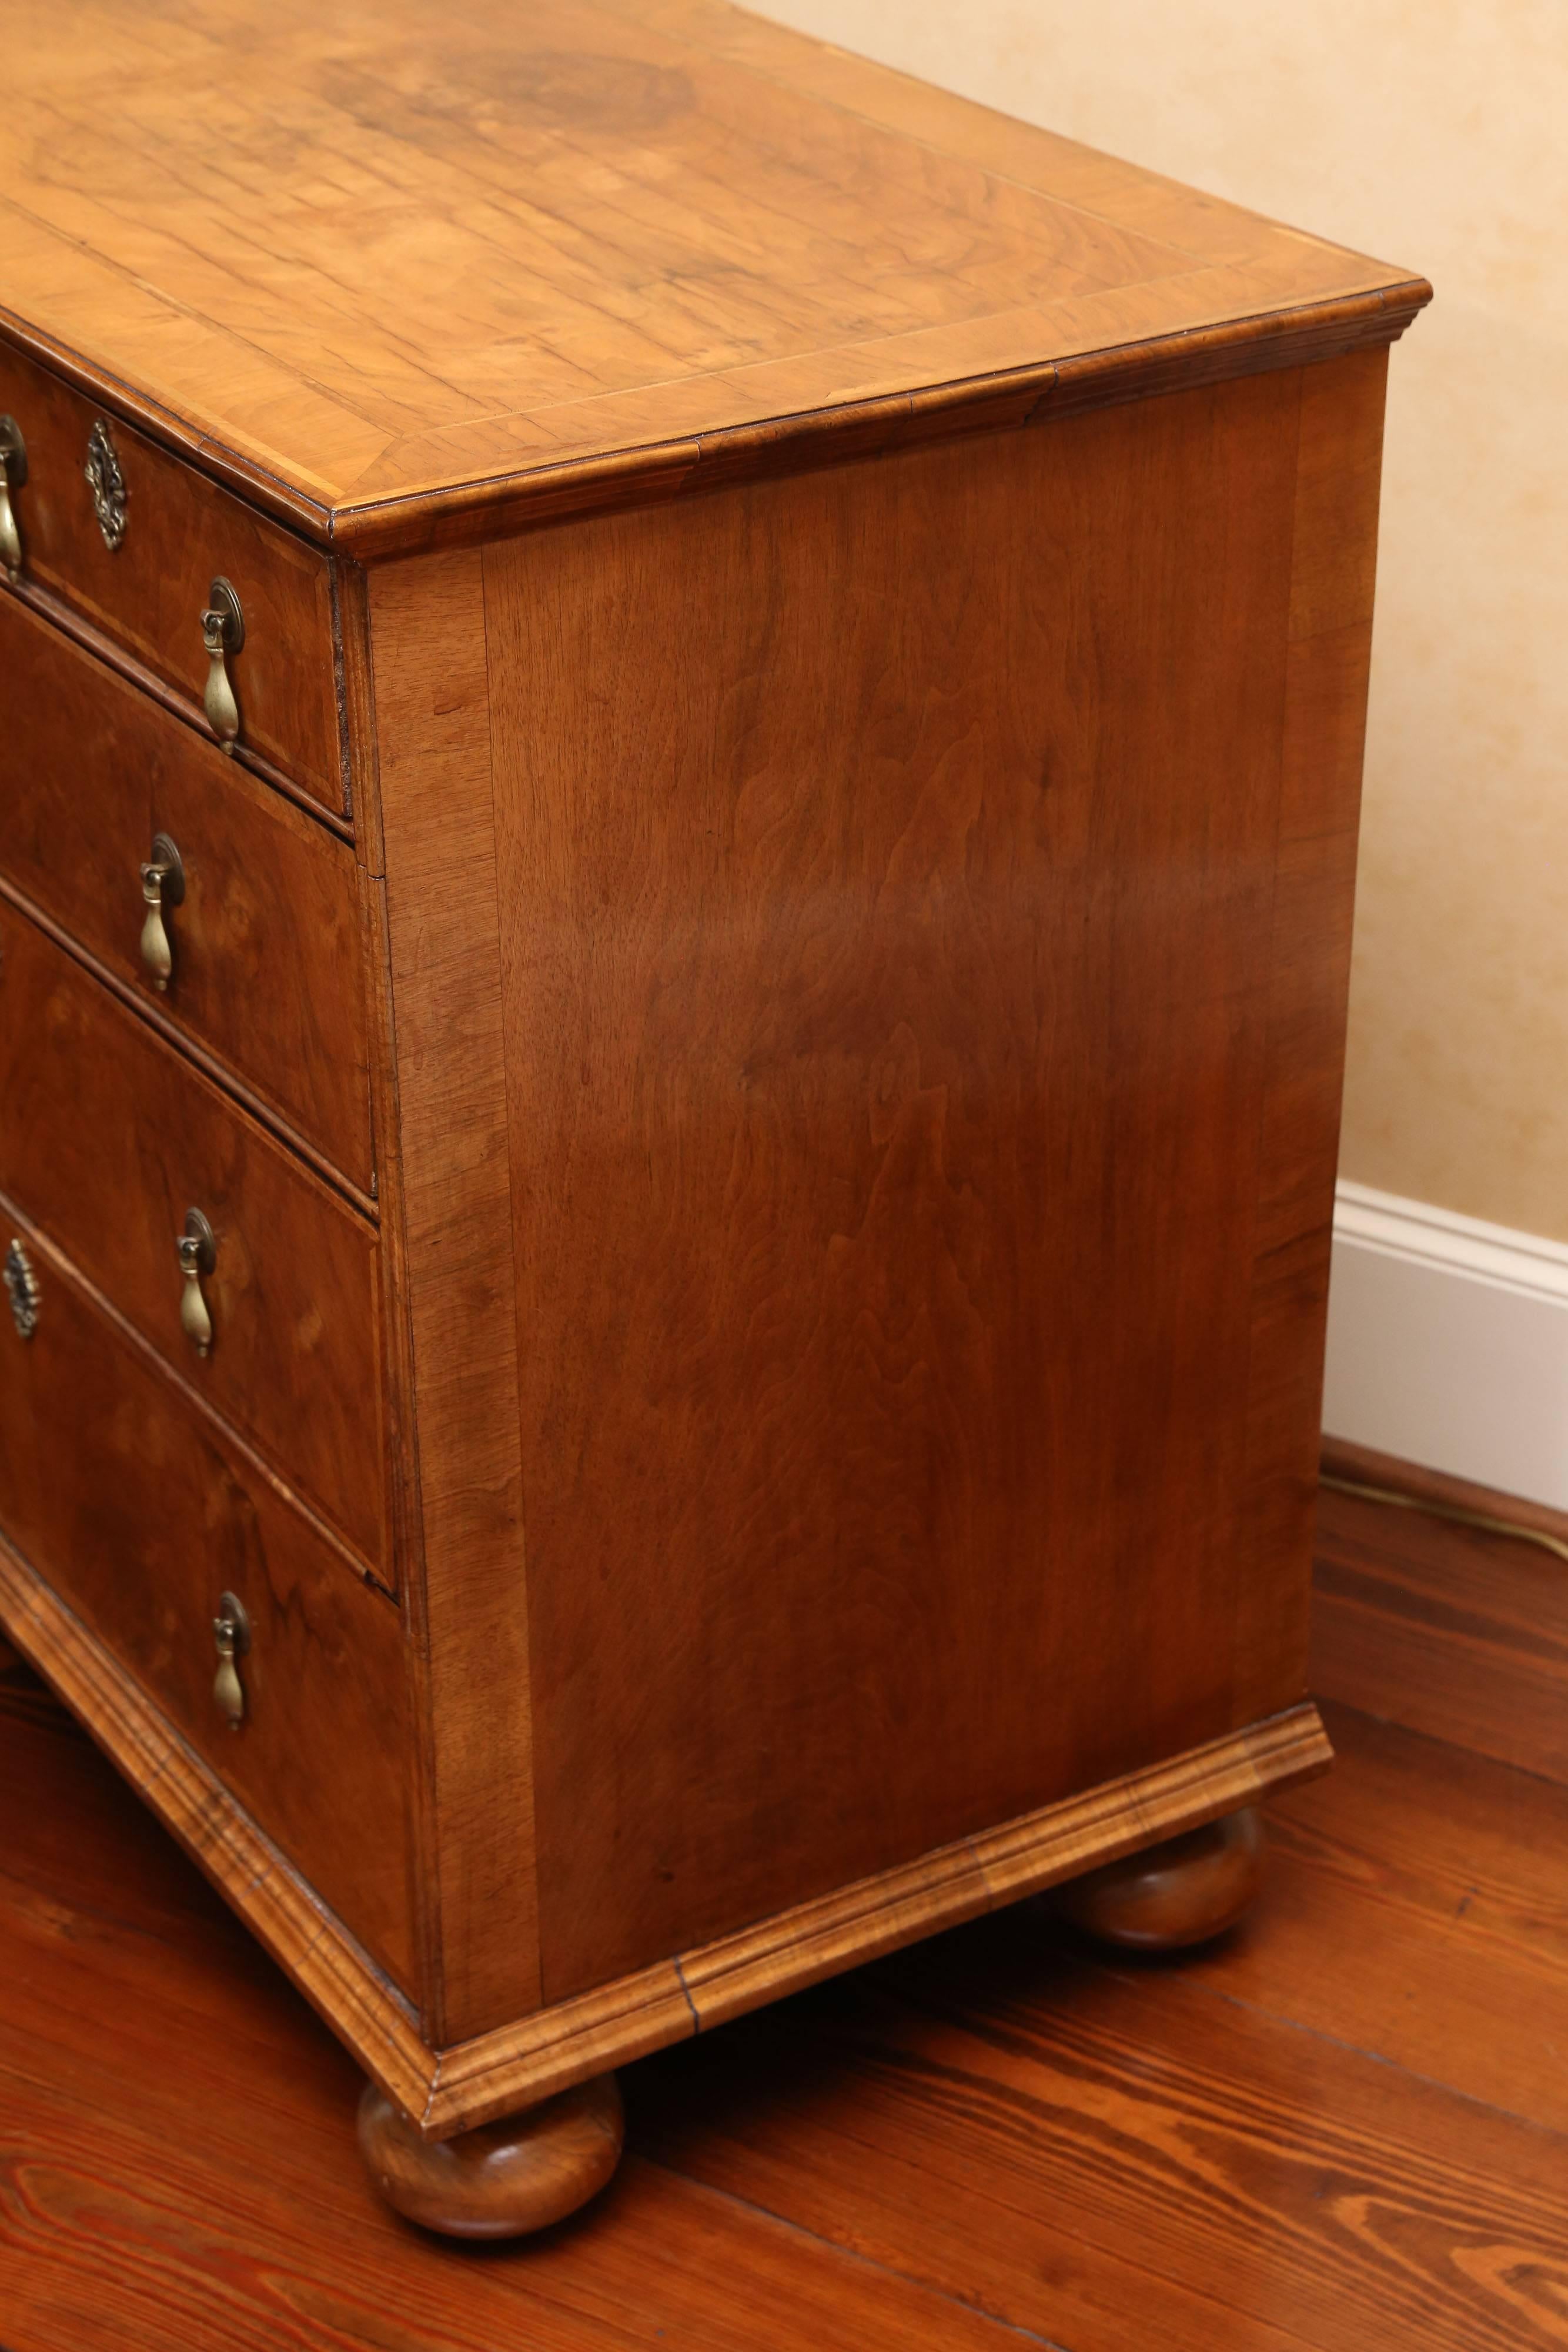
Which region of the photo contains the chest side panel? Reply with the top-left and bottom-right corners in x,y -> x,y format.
1232,347 -> 1390,1716
482,367 -> 1318,2002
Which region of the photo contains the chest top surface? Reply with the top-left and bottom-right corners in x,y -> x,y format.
0,0 -> 1428,549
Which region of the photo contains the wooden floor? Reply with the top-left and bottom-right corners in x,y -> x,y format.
2,1482 -> 1566,2350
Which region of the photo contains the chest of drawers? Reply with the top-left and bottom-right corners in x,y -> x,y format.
0,0 -> 1427,2238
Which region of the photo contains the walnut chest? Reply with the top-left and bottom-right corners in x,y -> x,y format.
0,0 -> 1427,2234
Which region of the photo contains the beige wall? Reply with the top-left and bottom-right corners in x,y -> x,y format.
757,0 -> 1568,1240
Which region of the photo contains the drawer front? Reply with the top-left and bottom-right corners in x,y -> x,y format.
0,590 -> 371,1193
0,906 -> 386,1570
0,1210 -> 412,1987
0,343 -> 343,816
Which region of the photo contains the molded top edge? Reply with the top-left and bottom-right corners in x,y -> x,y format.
0,0 -> 1429,553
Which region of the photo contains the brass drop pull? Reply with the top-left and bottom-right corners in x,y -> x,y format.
178,1208 -> 216,1358
200,576 -> 245,751
138,830 -> 185,991
212,1590 -> 251,1730
0,415 -> 28,581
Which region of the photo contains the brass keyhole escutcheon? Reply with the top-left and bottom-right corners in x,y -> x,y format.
139,830 -> 185,993
200,576 -> 245,752
0,415 -> 28,581
178,1207 -> 216,1358
213,1590 -> 251,1730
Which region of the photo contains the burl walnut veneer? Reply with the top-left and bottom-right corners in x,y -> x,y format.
0,0 -> 1427,2236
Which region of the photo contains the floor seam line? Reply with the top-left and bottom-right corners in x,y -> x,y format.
1126,1963 -> 1568,2141
634,2149 -> 1072,2349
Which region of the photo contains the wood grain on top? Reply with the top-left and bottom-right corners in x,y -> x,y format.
0,0 -> 1429,546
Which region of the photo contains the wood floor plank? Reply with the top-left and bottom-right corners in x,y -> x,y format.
2,2099 -> 1029,2352
629,1916 -> 1568,2352
0,1712 -> 1039,2352
6,1477 -> 1568,2350
1311,1488 -> 1568,1785
1183,1700 -> 1568,2133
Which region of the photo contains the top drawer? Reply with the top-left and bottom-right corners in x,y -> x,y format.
0,342 -> 345,820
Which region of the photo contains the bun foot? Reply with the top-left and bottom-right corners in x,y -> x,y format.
1055,1805 -> 1265,1951
357,2072 -> 624,2240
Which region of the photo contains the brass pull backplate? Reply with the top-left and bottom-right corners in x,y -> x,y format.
178,1207 -> 216,1358
4,1238 -> 39,1339
84,418 -> 126,550
138,830 -> 185,992
212,1589 -> 251,1729
200,576 -> 245,751
0,415 -> 28,581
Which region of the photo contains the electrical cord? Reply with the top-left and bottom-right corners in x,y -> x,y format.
1321,1472 -> 1568,1567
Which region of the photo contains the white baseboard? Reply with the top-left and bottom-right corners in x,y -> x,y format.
1322,1180 -> 1568,1511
